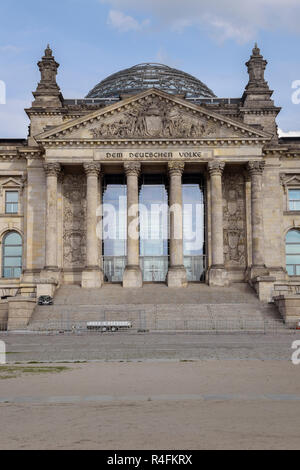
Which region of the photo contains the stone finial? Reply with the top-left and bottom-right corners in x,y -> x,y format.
124,162 -> 141,177
32,45 -> 63,108
245,43 -> 268,90
208,160 -> 225,176
44,162 -> 61,177
83,162 -> 101,176
247,161 -> 265,176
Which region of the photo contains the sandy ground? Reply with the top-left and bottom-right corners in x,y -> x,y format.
1,360 -> 300,450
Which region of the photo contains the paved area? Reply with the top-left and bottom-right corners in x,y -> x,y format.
1,333 -> 300,450
1,331 -> 298,362
1,360 -> 300,450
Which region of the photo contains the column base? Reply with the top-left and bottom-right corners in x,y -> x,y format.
123,265 -> 143,288
167,266 -> 188,288
81,268 -> 103,289
208,266 -> 229,287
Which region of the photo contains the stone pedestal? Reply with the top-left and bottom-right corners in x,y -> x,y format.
274,295 -> 300,326
208,161 -> 229,287
123,162 -> 143,288
82,163 -> 103,288
7,297 -> 36,330
167,162 -> 187,288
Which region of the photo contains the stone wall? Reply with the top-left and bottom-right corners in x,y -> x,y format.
223,168 -> 247,276
63,172 -> 86,269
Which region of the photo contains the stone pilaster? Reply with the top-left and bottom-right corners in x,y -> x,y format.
82,162 -> 103,288
208,160 -> 228,286
123,162 -> 143,288
44,162 -> 61,273
247,160 -> 268,279
167,162 -> 187,288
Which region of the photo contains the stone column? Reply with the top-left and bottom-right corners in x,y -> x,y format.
82,162 -> 103,288
123,162 -> 143,288
247,161 -> 267,277
167,162 -> 187,288
208,160 -> 228,286
44,163 -> 61,272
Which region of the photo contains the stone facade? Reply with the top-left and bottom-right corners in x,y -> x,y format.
1,44 -> 300,327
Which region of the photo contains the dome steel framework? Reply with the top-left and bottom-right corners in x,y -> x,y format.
86,63 -> 216,99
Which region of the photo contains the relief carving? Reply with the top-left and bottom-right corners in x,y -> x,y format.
90,96 -> 224,139
223,172 -> 246,267
63,174 -> 86,268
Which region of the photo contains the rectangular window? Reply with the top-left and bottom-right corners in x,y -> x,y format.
289,189 -> 300,211
5,191 -> 19,214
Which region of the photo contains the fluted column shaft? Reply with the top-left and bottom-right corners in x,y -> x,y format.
168,162 -> 185,268
208,160 -> 225,268
83,163 -> 101,269
123,162 -> 142,288
124,162 -> 141,266
44,163 -> 61,270
167,162 -> 187,288
248,161 -> 265,267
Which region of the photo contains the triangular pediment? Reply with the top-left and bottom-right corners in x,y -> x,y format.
36,88 -> 272,143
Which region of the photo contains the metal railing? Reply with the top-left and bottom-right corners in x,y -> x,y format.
103,255 -> 207,283
103,256 -> 126,283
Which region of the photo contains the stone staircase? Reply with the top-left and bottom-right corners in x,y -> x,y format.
28,283 -> 286,332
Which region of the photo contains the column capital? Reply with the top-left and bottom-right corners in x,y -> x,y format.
124,162 -> 141,177
44,162 -> 61,177
168,162 -> 185,176
208,160 -> 225,176
247,160 -> 265,176
83,162 -> 101,176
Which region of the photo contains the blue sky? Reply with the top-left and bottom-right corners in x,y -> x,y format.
0,0 -> 299,137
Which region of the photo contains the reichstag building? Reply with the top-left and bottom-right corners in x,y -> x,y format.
0,44 -> 299,329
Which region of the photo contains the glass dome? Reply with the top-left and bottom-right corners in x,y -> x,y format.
86,63 -> 216,99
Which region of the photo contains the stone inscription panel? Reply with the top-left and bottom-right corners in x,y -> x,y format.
95,149 -> 213,161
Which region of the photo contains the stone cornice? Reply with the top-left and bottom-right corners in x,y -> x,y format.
39,137 -> 269,149
18,147 -> 44,160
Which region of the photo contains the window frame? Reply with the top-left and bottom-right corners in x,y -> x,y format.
5,190 -> 19,215
2,231 -> 23,279
288,188 -> 300,212
286,229 -> 300,277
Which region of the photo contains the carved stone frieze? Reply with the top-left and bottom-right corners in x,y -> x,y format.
89,96 -> 235,140
63,174 -> 86,268
223,171 -> 246,267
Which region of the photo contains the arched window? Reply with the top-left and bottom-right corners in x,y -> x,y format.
286,229 -> 300,276
2,232 -> 22,279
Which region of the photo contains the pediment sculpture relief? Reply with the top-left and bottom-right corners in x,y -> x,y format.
90,96 -> 222,139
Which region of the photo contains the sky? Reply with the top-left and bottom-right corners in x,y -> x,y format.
0,0 -> 299,138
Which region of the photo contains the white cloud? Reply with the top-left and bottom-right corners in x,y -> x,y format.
0,45 -> 22,53
100,0 -> 300,43
278,129 -> 300,137
107,10 -> 150,32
